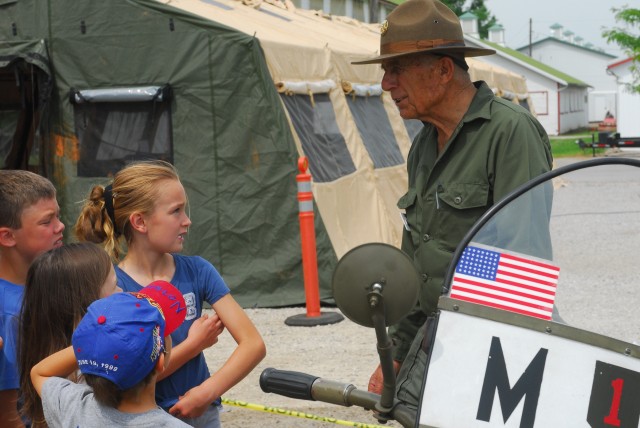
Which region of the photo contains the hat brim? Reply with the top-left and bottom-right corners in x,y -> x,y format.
352,46 -> 495,65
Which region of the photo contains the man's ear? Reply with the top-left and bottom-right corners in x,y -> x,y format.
438,56 -> 455,80
0,227 -> 17,247
128,212 -> 147,233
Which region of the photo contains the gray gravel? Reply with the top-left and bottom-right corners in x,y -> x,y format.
203,154 -> 640,427
550,154 -> 640,344
205,307 -> 400,428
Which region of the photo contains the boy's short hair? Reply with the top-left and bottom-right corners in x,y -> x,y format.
0,170 -> 56,228
72,281 -> 186,391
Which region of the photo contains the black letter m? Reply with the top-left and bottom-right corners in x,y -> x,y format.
476,336 -> 548,428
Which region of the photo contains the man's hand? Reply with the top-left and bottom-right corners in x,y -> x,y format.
186,313 -> 225,352
169,386 -> 214,419
367,360 -> 402,394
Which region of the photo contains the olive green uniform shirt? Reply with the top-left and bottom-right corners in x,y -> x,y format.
390,81 -> 553,361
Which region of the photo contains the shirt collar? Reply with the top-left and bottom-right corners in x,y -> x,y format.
461,81 -> 494,124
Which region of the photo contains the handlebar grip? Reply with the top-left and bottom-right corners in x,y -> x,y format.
259,368 -> 319,401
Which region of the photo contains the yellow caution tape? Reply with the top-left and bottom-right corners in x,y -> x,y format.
221,397 -> 390,428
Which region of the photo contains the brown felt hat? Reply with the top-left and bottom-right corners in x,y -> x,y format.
353,0 -> 495,65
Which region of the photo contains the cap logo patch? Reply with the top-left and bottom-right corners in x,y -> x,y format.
150,325 -> 162,362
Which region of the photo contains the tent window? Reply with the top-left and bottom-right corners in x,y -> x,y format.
345,95 -> 403,168
0,59 -> 50,171
71,86 -> 173,178
0,72 -> 22,166
0,111 -> 19,167
280,93 -> 355,183
404,119 -> 423,141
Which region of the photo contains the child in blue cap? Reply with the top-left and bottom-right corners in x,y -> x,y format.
30,281 -> 189,427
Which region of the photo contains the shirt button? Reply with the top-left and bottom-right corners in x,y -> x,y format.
437,184 -> 444,192
421,274 -> 428,282
422,233 -> 431,242
454,196 -> 462,204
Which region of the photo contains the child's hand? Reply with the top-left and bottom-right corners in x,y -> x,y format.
169,386 -> 214,419
207,313 -> 225,342
186,314 -> 224,352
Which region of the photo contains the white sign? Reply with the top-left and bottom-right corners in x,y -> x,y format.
419,311 -> 640,427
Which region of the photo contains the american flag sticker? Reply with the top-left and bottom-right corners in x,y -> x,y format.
450,245 -> 559,320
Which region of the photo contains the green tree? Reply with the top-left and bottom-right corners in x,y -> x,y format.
466,0 -> 497,39
441,0 -> 497,40
603,7 -> 640,93
440,0 -> 466,15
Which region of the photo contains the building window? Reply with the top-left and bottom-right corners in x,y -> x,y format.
331,0 -> 346,16
280,93 -> 356,182
529,91 -> 548,116
70,85 -> 173,177
352,0 -> 367,22
309,0 -> 323,11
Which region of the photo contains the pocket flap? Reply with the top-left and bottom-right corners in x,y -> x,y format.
438,183 -> 489,209
397,188 -> 417,209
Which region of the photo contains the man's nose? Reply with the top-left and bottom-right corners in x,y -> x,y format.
381,71 -> 395,91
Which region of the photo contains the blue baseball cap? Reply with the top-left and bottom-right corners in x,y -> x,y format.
72,281 -> 186,390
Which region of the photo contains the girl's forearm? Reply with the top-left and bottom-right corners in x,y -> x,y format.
31,347 -> 78,396
199,338 -> 266,402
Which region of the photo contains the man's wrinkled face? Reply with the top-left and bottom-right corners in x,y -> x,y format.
381,54 -> 445,120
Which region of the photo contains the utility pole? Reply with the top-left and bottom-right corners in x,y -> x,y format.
529,18 -> 532,56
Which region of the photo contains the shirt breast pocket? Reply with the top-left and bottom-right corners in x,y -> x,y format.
436,182 -> 490,251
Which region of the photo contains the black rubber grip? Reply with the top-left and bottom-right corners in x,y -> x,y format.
259,368 -> 319,401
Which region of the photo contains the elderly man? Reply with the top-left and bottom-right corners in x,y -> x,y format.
354,0 -> 553,411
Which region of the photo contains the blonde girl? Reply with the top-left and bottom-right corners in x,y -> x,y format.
74,160 -> 265,427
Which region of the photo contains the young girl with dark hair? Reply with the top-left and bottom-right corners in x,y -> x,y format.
18,242 -> 120,427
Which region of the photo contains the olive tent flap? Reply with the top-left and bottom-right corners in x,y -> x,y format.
0,0 -> 336,307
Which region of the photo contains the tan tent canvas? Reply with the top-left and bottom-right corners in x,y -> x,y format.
167,0 -> 535,258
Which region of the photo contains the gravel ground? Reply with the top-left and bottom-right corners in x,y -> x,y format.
203,154 -> 640,427
204,307 -> 401,428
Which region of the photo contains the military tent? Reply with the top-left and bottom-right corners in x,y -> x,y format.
0,0 -> 533,307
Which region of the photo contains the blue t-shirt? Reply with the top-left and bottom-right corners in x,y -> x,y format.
115,254 -> 230,408
0,278 -> 23,390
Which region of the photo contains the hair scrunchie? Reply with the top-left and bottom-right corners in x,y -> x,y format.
103,184 -> 120,236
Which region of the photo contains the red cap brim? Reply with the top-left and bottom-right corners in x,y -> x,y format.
136,280 -> 187,336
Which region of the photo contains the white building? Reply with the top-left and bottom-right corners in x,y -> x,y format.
607,58 -> 640,139
464,35 -> 590,136
516,24 -> 618,123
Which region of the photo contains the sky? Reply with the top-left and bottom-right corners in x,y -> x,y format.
484,0 -> 634,59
